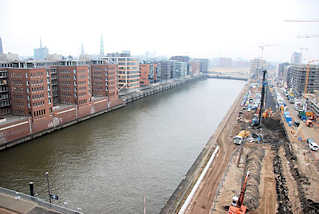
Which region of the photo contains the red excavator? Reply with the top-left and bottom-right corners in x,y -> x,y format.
228,171 -> 250,214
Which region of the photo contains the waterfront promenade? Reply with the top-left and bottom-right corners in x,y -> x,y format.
0,187 -> 80,214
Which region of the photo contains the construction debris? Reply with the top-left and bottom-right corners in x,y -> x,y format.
242,147 -> 265,210
272,143 -> 293,214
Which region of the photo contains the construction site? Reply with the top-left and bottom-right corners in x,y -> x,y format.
162,67 -> 319,214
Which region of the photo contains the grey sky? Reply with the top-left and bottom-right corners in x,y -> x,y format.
0,0 -> 318,62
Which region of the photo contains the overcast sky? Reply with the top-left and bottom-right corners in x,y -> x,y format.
0,0 -> 318,62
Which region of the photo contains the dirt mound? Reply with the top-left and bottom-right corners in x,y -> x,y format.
283,142 -> 319,214
272,144 -> 293,214
243,147 -> 265,210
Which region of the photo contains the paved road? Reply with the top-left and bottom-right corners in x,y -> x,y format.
276,87 -> 319,141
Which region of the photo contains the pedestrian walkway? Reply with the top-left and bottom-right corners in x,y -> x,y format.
0,187 -> 81,214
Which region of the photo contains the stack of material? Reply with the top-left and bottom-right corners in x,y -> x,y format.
243,147 -> 265,210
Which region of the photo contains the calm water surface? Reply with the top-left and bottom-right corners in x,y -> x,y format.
0,79 -> 245,213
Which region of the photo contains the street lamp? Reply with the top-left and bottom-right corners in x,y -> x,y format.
44,171 -> 59,204
45,172 -> 52,204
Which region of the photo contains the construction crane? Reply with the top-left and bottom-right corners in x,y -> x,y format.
304,59 -> 319,95
258,70 -> 267,125
228,171 -> 250,214
297,34 -> 319,39
258,44 -> 278,58
284,19 -> 319,23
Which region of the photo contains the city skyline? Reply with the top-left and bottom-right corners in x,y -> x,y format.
0,0 -> 319,62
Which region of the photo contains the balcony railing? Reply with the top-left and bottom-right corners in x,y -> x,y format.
0,103 -> 10,107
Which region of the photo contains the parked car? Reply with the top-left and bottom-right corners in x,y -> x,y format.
307,138 -> 319,151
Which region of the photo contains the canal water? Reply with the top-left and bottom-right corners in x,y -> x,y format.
0,79 -> 245,213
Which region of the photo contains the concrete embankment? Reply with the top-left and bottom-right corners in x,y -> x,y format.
121,75 -> 206,104
160,81 -> 248,214
0,102 -> 125,151
0,75 -> 205,151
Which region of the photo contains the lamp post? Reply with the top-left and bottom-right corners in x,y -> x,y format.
45,171 -> 52,204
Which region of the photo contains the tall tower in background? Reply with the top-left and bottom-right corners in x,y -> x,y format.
100,34 -> 104,56
291,52 -> 302,64
81,43 -> 85,55
0,37 -> 3,54
34,38 -> 49,60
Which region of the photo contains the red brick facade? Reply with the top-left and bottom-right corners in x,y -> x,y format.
91,63 -> 119,101
139,63 -> 158,86
190,61 -> 201,76
140,64 -> 151,86
0,60 -> 125,148
8,68 -> 51,119
56,65 -> 90,106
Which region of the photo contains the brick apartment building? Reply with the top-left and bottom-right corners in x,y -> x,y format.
139,63 -> 158,87
0,59 -> 123,145
55,61 -> 90,105
91,60 -> 118,100
0,69 -> 10,116
7,62 -> 52,119
47,66 -> 59,105
190,61 -> 201,76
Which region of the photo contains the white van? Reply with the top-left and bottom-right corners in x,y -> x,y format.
307,138 -> 319,151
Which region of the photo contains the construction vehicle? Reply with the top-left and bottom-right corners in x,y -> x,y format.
306,112 -> 315,120
251,117 -> 259,127
306,119 -> 313,127
233,130 -> 250,145
228,171 -> 250,214
262,108 -> 272,119
298,110 -> 307,121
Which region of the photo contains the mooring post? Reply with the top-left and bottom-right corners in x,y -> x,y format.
29,182 -> 34,197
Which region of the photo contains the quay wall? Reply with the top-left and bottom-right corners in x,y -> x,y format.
0,75 -> 205,151
121,75 -> 205,104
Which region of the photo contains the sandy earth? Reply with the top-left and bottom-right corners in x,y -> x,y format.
184,83 -> 319,214
182,85 -> 247,214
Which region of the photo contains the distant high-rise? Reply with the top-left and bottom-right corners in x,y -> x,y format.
100,34 -> 104,56
0,37 -> 3,54
34,38 -> 49,60
81,43 -> 85,56
287,64 -> 319,96
291,52 -> 302,64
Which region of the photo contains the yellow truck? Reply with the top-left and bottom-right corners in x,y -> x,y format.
233,130 -> 250,145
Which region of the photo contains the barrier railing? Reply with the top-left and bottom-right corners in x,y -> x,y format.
0,186 -> 82,214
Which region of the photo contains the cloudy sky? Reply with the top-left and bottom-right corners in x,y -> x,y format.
0,0 -> 318,62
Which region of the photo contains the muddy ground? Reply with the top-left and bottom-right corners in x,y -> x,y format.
212,108 -> 319,213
